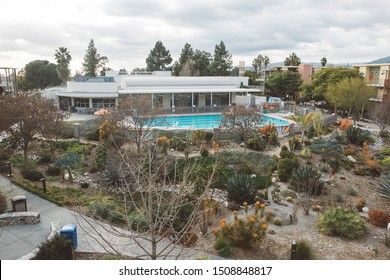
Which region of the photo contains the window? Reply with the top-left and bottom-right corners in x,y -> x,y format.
73,98 -> 89,107
92,98 -> 116,109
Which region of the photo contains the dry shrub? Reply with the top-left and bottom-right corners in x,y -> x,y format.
368,209 -> 390,228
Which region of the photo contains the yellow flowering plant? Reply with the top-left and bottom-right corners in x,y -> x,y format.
213,201 -> 267,248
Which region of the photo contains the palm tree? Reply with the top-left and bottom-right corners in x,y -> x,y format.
54,47 -> 72,84
287,112 -> 314,143
252,54 -> 263,74
263,56 -> 270,69
321,57 -> 327,67
284,52 -> 301,66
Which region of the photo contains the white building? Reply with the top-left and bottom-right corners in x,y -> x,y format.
55,71 -> 261,112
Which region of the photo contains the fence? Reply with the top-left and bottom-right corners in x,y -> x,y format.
73,118 -> 103,138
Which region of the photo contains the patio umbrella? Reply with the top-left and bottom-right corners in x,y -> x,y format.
94,109 -> 111,115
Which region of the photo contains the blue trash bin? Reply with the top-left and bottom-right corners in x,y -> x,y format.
60,224 -> 77,249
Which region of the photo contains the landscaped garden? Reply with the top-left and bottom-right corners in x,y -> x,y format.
1,111 -> 390,260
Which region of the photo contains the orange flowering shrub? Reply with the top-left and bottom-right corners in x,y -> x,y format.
213,202 -> 268,248
355,198 -> 366,212
212,140 -> 220,154
259,124 -> 276,141
156,135 -> 170,153
339,118 -> 353,131
99,119 -> 116,141
362,142 -> 379,169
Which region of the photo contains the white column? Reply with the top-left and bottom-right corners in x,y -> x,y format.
151,93 -> 154,108
89,98 -> 93,108
172,93 -> 175,107
229,92 -> 231,105
210,93 -> 213,107
192,92 -> 194,107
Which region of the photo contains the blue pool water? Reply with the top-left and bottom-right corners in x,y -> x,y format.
152,114 -> 289,129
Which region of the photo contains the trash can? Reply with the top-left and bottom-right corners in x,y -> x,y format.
60,224 -> 78,249
11,195 -> 27,212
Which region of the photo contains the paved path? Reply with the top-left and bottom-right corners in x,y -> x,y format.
0,176 -> 217,260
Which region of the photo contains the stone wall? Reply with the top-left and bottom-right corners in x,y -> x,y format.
0,212 -> 40,226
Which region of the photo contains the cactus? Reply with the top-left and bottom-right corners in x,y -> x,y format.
66,166 -> 73,184
60,165 -> 66,180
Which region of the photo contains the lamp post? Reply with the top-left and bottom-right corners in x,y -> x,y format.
5,161 -> 13,177
40,177 -> 47,193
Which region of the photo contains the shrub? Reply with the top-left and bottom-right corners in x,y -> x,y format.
355,198 -> 366,212
60,124 -> 74,139
32,235 -> 73,260
128,209 -> 149,233
21,163 -> 44,181
380,157 -> 390,169
339,118 -> 353,131
85,129 -> 100,141
334,193 -> 345,203
190,130 -> 206,144
277,157 -> 299,182
345,127 -> 374,146
273,217 -> 282,226
368,209 -> 390,228
55,154 -> 81,169
170,137 -> 187,151
46,164 -> 61,176
295,239 -> 315,260
38,150 -> 54,164
225,173 -> 258,204
0,191 -> 7,214
280,145 -> 295,159
381,147 -> 390,156
246,137 -> 266,151
318,207 -> 367,239
200,144 -> 209,157
213,203 -> 268,249
319,162 -> 330,173
288,137 -> 301,151
300,148 -> 311,159
214,236 -> 232,258
290,166 -> 324,196
346,187 -> 358,196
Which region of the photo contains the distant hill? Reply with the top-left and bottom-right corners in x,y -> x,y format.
368,56 -> 390,64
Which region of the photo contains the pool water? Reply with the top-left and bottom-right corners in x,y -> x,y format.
152,114 -> 289,129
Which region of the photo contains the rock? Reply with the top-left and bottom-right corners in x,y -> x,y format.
240,143 -> 245,147
227,201 -> 241,211
64,172 -> 70,181
362,207 -> 369,214
268,229 -> 276,235
272,177 -> 278,183
347,155 -> 356,163
280,189 -> 297,198
251,174 -> 256,178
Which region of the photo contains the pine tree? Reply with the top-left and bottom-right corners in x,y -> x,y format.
82,39 -> 108,77
211,41 -> 233,76
145,41 -> 173,71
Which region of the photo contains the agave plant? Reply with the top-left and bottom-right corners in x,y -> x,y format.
345,127 -> 373,146
225,173 -> 258,204
290,166 -> 324,196
377,175 -> 390,199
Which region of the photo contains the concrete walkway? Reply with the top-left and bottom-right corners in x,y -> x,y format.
0,176 -> 216,260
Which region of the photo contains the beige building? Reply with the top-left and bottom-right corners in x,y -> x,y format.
353,63 -> 390,100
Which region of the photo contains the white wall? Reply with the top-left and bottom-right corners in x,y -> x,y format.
66,82 -> 117,92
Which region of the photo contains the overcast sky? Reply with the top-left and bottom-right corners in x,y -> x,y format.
1,0 -> 390,74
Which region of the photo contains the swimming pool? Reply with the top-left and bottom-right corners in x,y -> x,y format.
151,114 -> 290,129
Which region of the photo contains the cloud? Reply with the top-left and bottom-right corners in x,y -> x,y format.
1,0 -> 390,72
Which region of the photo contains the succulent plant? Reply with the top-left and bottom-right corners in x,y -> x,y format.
290,166 -> 324,196
225,173 -> 258,204
377,175 -> 390,199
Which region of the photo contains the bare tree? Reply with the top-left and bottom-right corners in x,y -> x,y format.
80,142 -> 218,260
220,106 -> 262,152
0,92 -> 68,161
112,95 -> 162,155
371,100 -> 390,137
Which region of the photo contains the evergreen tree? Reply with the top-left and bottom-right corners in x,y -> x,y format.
211,41 -> 233,76
145,41 -> 172,71
192,50 -> 212,76
82,39 -> 108,77
24,60 -> 62,90
172,43 -> 195,76
321,57 -> 327,67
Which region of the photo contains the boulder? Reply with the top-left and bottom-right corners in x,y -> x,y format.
280,189 -> 298,198
347,155 -> 356,163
